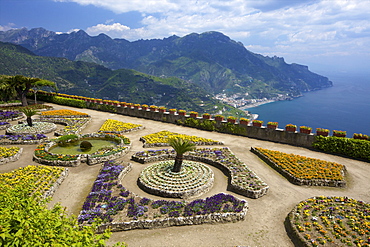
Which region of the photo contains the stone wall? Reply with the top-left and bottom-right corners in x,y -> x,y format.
87,104 -> 315,148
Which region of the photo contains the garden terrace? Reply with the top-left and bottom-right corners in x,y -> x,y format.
251,147 -> 346,187
98,119 -> 143,133
286,196 -> 370,246
78,160 -> 248,232
132,147 -> 269,199
33,132 -> 131,166
140,130 -> 224,147
0,165 -> 68,199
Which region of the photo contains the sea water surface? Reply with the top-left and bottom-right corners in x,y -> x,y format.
244,73 -> 370,137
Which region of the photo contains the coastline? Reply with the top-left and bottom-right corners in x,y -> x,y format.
239,99 -> 276,110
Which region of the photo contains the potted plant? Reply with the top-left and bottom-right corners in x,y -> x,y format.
120,102 -> 127,107
189,111 -> 198,118
202,113 -> 211,119
267,121 -> 278,129
214,114 -> 224,121
353,133 -> 369,140
299,126 -> 312,134
316,128 -> 329,137
285,124 -> 297,132
159,106 -> 167,113
178,109 -> 186,116
252,120 -> 263,127
150,105 -> 158,112
141,104 -> 149,110
227,116 -> 237,124
239,118 -> 250,125
169,109 -> 177,115
333,130 -> 346,138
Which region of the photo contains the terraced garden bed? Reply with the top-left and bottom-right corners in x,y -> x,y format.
251,147 -> 346,187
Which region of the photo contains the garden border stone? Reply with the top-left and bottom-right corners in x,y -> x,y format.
0,147 -> 23,165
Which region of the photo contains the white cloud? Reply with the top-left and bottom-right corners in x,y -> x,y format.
0,23 -> 16,31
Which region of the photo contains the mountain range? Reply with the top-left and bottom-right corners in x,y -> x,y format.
0,28 -> 332,98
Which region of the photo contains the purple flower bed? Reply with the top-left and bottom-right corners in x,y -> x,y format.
0,111 -> 22,120
78,160 -> 247,226
0,134 -> 47,141
0,122 -> 9,126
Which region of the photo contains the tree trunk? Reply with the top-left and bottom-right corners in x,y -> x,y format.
26,116 -> 33,127
172,155 -> 183,173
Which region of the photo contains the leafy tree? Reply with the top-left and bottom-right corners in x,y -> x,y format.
0,75 -> 16,102
4,75 -> 57,106
168,137 -> 196,172
20,108 -> 38,127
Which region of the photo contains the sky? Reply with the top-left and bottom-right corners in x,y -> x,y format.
1,0 -> 370,76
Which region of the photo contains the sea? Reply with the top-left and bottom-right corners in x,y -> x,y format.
244,72 -> 370,138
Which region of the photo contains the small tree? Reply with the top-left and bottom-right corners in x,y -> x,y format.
20,108 -> 38,127
168,137 -> 196,173
5,75 -> 57,106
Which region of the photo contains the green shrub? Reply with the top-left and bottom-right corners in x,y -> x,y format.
313,136 -> 370,161
218,122 -> 246,135
198,119 -> 216,131
0,182 -> 126,246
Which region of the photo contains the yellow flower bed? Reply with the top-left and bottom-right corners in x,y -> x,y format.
141,130 -> 222,146
99,119 -> 142,133
0,165 -> 65,198
254,147 -> 345,181
0,146 -> 20,158
41,109 -> 89,116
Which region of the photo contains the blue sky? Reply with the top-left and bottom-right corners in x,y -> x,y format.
1,0 -> 370,75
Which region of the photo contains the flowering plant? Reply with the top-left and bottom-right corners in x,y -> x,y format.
189,111 -> 198,115
141,104 -> 148,108
252,120 -> 263,124
285,123 -> 297,128
227,116 -> 237,120
98,119 -> 142,133
169,108 -> 177,112
239,118 -> 249,121
149,105 -> 158,109
299,126 -> 312,130
267,121 -> 278,126
159,106 -> 166,110
316,128 -> 329,133
178,109 -> 186,113
333,130 -> 346,135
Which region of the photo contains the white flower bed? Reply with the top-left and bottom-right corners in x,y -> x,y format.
6,121 -> 57,135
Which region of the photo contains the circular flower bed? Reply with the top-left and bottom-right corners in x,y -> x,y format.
6,122 -> 57,135
287,196 -> 370,247
138,160 -> 214,198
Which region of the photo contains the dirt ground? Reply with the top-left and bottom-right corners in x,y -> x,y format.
1,103 -> 369,247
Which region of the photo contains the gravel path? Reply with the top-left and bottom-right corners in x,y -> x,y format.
1,103 -> 369,247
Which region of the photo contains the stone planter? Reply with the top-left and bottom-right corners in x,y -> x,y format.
239,120 -> 249,125
227,119 -> 236,124
202,115 -> 211,119
169,111 -> 176,115
141,107 -> 148,111
267,124 -> 277,129
215,117 -> 224,122
299,128 -> 312,134
252,122 -> 262,127
333,133 -> 346,138
159,109 -> 166,113
285,127 -> 297,132
178,112 -> 186,116
190,113 -> 198,118
316,131 -> 329,137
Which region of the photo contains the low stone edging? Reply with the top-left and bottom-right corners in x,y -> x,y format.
33,133 -> 131,167
250,147 -> 347,187
0,148 -> 23,165
42,168 -> 69,199
97,207 -> 248,232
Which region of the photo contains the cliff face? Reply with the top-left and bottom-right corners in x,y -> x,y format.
0,28 -> 333,98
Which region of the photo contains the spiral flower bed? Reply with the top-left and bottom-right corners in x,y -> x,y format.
287,196 -> 370,247
132,147 -> 269,199
6,121 -> 57,135
138,160 -> 214,198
